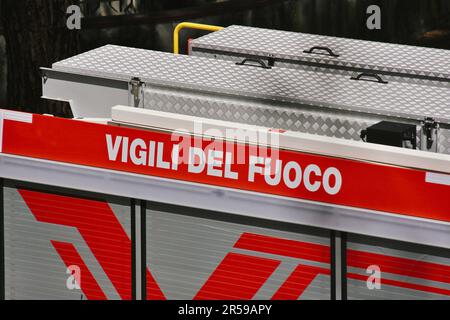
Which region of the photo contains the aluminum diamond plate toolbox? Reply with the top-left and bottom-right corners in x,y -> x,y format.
190,25 -> 450,83
51,45 -> 450,124
46,45 -> 450,154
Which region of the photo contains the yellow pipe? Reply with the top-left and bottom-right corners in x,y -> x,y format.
173,22 -> 224,54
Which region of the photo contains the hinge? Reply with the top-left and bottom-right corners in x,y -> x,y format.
421,117 -> 439,152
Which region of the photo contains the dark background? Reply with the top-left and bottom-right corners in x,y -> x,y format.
0,0 -> 449,117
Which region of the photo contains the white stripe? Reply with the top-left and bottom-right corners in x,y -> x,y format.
426,172 -> 450,186
3,110 -> 33,123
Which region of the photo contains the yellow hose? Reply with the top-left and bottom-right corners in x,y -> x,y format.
173,22 -> 224,54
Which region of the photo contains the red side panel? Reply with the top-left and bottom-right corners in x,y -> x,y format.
1,113 -> 449,222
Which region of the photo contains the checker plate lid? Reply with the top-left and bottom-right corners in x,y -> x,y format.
191,25 -> 450,81
52,45 -> 450,125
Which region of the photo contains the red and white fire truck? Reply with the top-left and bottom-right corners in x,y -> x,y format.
0,23 -> 449,300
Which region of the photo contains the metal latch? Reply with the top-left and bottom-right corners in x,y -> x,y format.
129,77 -> 145,108
421,117 -> 439,152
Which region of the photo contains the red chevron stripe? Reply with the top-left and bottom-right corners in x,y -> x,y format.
272,265 -> 330,300
19,189 -> 165,300
234,232 -> 330,264
347,273 -> 450,297
51,241 -> 108,300
347,249 -> 450,284
195,253 -> 280,300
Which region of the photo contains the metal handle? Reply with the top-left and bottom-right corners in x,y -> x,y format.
236,58 -> 272,69
351,73 -> 388,84
303,46 -> 340,58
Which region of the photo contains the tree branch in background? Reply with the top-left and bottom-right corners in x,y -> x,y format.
0,0 -> 80,116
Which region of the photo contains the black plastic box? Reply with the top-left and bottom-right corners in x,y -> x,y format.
364,121 -> 417,149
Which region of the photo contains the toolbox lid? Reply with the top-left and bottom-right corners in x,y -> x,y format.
190,25 -> 450,82
52,45 -> 450,125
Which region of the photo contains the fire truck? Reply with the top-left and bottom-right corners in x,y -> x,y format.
0,23 -> 449,300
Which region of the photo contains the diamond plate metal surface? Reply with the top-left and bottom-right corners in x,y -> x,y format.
191,25 -> 450,81
145,85 -> 450,154
53,45 -> 450,125
145,85 -> 389,142
438,128 -> 450,155
192,50 -> 450,88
